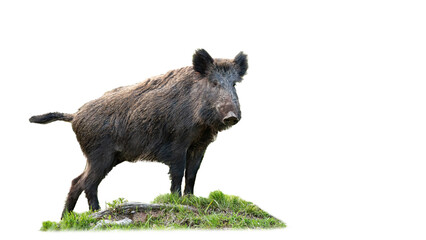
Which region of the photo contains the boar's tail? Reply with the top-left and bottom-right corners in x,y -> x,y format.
29,112 -> 74,124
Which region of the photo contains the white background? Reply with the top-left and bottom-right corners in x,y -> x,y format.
1,0 -> 426,239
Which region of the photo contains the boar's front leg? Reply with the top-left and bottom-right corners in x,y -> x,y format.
184,146 -> 206,195
168,152 -> 186,197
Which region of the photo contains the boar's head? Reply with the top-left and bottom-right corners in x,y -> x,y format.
192,49 -> 248,131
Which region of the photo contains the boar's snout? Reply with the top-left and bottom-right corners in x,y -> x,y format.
222,111 -> 239,126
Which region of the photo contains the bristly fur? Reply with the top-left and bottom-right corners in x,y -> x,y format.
29,49 -> 248,219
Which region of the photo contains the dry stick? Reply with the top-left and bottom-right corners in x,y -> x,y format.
90,202 -> 198,219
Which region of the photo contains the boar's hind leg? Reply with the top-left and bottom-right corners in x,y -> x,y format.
62,173 -> 85,218
83,150 -> 120,212
184,146 -> 206,195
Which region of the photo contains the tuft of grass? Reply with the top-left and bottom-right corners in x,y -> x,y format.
153,190 -> 272,219
41,190 -> 285,231
41,221 -> 60,231
105,197 -> 128,210
41,211 -> 98,231
151,190 -> 284,229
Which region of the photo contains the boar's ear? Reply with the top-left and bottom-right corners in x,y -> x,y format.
193,49 -> 214,76
233,51 -> 248,77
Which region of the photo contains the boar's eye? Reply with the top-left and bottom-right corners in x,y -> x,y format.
209,79 -> 218,87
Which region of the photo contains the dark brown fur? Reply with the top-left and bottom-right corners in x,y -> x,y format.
29,49 -> 248,218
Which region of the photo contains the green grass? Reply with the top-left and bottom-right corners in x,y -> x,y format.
41,211 -> 98,231
40,190 -> 285,231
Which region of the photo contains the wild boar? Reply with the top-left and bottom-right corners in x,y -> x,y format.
29,49 -> 248,217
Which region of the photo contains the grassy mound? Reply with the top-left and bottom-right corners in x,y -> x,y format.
41,191 -> 285,230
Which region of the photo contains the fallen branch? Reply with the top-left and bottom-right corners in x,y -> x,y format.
90,202 -> 198,219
